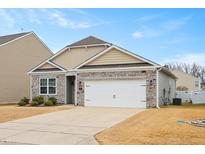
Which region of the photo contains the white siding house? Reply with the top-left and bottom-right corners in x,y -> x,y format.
158,71 -> 176,105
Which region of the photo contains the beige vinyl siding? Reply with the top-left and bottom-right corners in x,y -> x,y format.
172,70 -> 201,91
158,71 -> 176,106
87,48 -> 144,66
52,46 -> 107,70
0,34 -> 52,103
39,63 -> 56,69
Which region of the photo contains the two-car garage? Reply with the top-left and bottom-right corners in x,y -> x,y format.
84,80 -> 147,108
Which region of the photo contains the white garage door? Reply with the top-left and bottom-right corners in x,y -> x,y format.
84,80 -> 146,108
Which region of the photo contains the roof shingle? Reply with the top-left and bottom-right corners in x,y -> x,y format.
0,32 -> 30,46
67,36 -> 110,47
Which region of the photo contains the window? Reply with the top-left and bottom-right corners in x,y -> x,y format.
195,81 -> 199,88
40,79 -> 47,94
48,78 -> 56,94
40,78 -> 56,95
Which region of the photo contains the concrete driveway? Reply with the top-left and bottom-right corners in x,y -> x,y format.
0,107 -> 143,145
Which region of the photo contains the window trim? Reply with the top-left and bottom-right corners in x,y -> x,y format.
39,77 -> 57,95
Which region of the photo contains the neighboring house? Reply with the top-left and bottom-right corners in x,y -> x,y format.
28,36 -> 176,108
0,32 -> 53,103
201,82 -> 205,90
172,70 -> 201,92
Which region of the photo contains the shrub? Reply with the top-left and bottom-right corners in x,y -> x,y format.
18,100 -> 27,106
48,97 -> 57,105
21,97 -> 30,104
44,100 -> 54,106
30,101 -> 39,106
18,97 -> 30,106
32,96 -> 44,104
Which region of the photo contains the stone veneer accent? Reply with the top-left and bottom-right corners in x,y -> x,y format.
31,74 -> 65,104
76,70 -> 157,108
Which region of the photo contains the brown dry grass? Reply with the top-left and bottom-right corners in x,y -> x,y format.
96,104 -> 205,145
0,104 -> 73,123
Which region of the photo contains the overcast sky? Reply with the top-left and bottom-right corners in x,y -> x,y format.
0,8 -> 205,66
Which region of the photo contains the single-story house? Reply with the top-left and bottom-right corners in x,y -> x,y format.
172,70 -> 201,92
0,32 -> 53,103
28,36 -> 176,108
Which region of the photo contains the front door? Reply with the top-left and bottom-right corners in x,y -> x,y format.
66,76 -> 75,104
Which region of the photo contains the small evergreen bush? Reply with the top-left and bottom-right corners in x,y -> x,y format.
48,97 -> 57,105
18,97 -> 30,106
44,100 -> 54,106
30,101 -> 39,106
21,97 -> 30,104
18,100 -> 27,106
32,96 -> 44,104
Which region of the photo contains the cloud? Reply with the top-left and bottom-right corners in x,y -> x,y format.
138,14 -> 161,22
0,9 -> 15,27
30,9 -> 100,29
132,31 -> 144,38
132,15 -> 193,39
27,9 -> 42,24
68,8 -> 88,15
0,9 -> 107,33
165,33 -> 191,45
162,53 -> 205,66
132,28 -> 160,39
163,15 -> 192,31
49,10 -> 92,29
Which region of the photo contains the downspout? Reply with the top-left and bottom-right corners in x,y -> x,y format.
29,75 -> 32,102
156,67 -> 162,109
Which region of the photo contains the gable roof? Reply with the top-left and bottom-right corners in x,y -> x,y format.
74,45 -> 160,69
67,36 -> 110,47
161,67 -> 177,79
28,36 -> 161,74
29,61 -> 67,73
172,70 -> 200,80
0,32 -> 53,55
114,45 -> 161,66
0,32 -> 31,46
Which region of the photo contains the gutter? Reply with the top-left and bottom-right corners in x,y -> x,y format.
156,67 -> 162,109
75,66 -> 158,72
67,43 -> 111,49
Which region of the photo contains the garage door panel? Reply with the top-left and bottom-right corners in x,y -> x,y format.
84,80 -> 146,108
85,82 -> 114,106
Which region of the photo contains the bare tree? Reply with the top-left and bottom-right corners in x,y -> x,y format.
182,63 -> 190,74
176,86 -> 189,91
167,63 -> 205,82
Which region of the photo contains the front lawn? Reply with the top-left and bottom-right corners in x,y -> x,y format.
0,104 -> 73,123
95,104 -> 205,145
